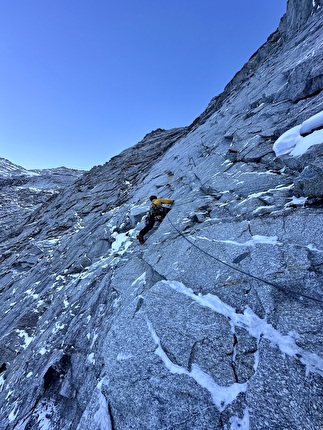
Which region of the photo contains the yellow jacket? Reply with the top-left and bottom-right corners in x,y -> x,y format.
151,198 -> 174,206
148,198 -> 174,220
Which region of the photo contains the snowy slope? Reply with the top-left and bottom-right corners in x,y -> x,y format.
0,157 -> 40,178
0,157 -> 84,242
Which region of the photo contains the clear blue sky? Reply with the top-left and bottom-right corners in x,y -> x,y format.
0,0 -> 286,171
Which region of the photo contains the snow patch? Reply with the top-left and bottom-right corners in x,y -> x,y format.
24,289 -> 39,300
165,281 -> 323,377
195,234 -> 281,247
273,110 -> 323,157
229,408 -> 250,430
90,333 -> 99,349
289,196 -> 307,206
39,347 -> 47,355
8,403 -> 19,422
36,400 -> 57,430
0,374 -> 5,391
52,322 -> 65,334
93,391 -> 112,430
146,317 -> 247,412
88,353 -> 96,364
111,230 -> 134,255
252,205 -> 276,215
306,243 -> 323,252
16,329 -> 33,349
131,272 -> 146,287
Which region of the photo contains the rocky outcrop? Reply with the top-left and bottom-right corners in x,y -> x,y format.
281,0 -> 322,38
294,165 -> 323,197
0,1 -> 322,429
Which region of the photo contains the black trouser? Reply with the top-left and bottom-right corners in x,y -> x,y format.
139,214 -> 155,238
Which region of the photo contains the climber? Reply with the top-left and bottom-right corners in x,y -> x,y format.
137,195 -> 174,244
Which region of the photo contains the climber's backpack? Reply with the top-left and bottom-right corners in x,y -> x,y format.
150,203 -> 170,221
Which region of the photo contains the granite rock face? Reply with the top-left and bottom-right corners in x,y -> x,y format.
281,0 -> 322,38
1,1 -> 323,429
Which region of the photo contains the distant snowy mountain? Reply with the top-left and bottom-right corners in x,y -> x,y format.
0,1 -> 323,429
0,157 -> 85,242
0,157 -> 38,178
0,157 -> 84,183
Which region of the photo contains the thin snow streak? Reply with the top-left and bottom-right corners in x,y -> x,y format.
166,281 -> 323,377
146,317 -> 247,412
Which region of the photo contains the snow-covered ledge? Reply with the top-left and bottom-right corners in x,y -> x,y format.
273,110 -> 323,157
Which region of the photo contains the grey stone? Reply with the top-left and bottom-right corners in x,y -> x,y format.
294,165 -> 323,197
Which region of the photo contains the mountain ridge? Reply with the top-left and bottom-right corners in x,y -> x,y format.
0,157 -> 84,243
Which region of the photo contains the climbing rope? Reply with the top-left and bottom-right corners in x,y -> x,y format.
165,213 -> 323,306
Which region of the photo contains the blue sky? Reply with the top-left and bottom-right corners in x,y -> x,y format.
0,1 -> 286,171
